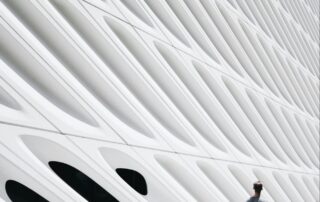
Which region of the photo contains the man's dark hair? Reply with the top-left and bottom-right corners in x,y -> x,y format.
253,181 -> 263,194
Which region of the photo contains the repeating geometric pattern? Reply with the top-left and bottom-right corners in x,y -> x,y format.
0,0 -> 318,201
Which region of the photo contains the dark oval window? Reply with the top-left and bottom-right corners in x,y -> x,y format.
116,168 -> 147,195
5,180 -> 48,202
49,161 -> 118,202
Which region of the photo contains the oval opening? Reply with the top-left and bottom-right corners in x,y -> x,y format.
5,180 -> 48,202
48,161 -> 118,202
116,168 -> 147,195
99,147 -> 179,201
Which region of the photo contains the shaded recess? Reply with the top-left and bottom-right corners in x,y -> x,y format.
214,1 -> 264,87
0,85 -> 21,110
281,108 -> 318,166
165,0 -> 220,62
237,0 -> 256,24
272,48 -> 306,110
257,36 -> 294,104
246,90 -> 303,166
219,76 -> 274,160
228,165 -> 253,195
155,42 -> 226,152
0,24 -> 98,127
237,20 -> 280,97
48,0 -> 155,137
155,155 -> 218,201
266,101 -> 315,168
104,16 -> 196,146
6,0 -> 153,137
119,0 -> 154,27
195,66 -> 252,157
288,174 -> 315,201
302,176 -> 320,200
144,0 -> 190,46
272,172 -> 304,201
223,77 -> 287,163
183,0 -> 244,76
284,60 -> 314,116
197,161 -> 245,201
294,115 -> 319,166
245,0 -> 272,38
253,169 -> 289,201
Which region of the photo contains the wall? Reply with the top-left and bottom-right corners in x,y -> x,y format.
0,0 -> 319,201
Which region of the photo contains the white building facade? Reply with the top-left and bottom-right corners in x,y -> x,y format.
0,0 -> 319,201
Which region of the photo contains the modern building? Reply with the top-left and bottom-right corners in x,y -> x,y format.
0,0 -> 319,201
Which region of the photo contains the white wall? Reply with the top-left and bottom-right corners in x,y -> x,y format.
0,0 -> 318,201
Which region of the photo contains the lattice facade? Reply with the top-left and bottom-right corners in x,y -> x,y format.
0,0 -> 319,201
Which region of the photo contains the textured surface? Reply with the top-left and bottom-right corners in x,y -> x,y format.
0,0 -> 319,201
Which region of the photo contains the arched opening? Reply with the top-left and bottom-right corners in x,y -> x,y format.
116,168 -> 147,195
5,180 -> 48,202
49,161 -> 118,202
